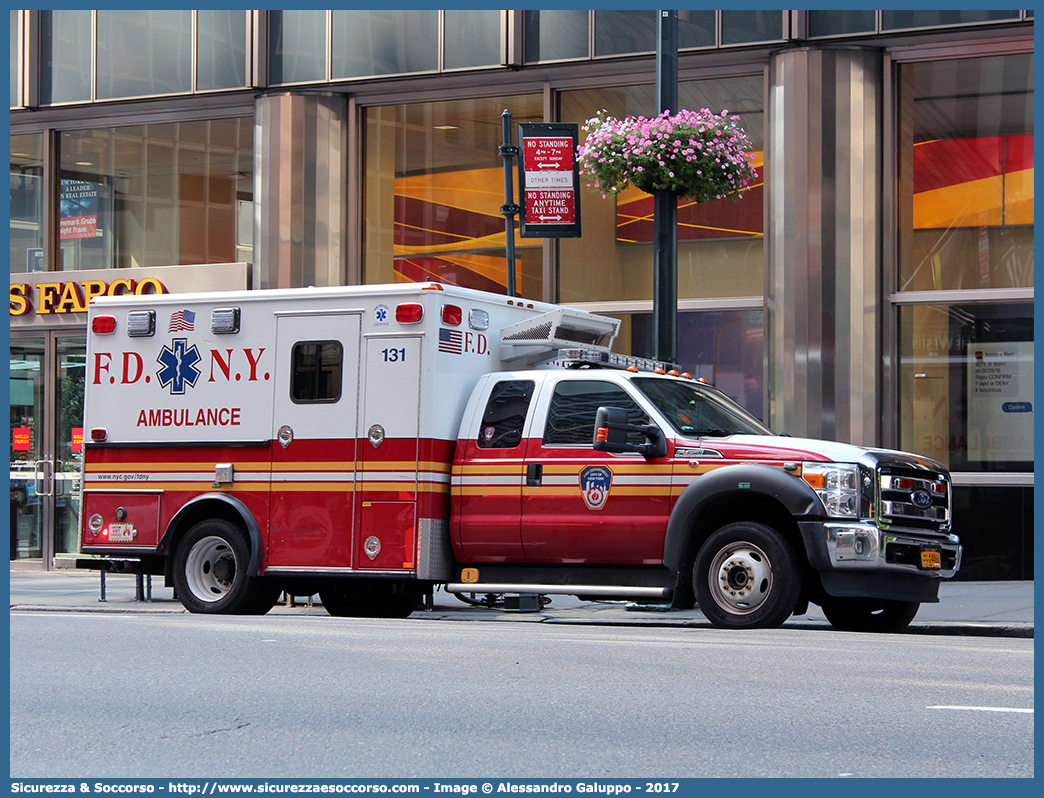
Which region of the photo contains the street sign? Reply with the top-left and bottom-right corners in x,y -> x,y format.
517,123 -> 581,238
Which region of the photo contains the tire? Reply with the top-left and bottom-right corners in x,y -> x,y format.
320,581 -> 418,619
693,522 -> 802,629
820,597 -> 920,633
172,519 -> 277,614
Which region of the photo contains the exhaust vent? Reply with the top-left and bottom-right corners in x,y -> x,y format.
500,308 -> 619,365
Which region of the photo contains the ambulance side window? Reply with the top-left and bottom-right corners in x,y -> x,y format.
477,380 -> 534,449
543,380 -> 649,446
290,341 -> 343,403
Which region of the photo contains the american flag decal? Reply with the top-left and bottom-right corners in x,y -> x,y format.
168,309 -> 196,332
438,328 -> 462,355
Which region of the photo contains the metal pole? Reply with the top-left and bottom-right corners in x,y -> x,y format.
653,10 -> 678,364
500,109 -> 519,297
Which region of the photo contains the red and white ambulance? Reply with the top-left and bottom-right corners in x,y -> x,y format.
79,282 -> 961,631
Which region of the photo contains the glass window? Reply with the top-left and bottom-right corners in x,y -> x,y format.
478,380 -> 534,449
524,9 -> 588,62
595,10 -> 655,57
332,10 -> 438,78
898,54 -> 1033,291
55,336 -> 86,555
196,10 -> 248,91
363,95 -> 543,297
899,303 -> 1032,472
269,10 -> 326,84
632,377 -> 771,437
444,9 -> 501,70
883,10 -> 1021,30
807,10 -> 876,37
40,10 -> 92,104
97,10 -> 191,99
58,118 -> 253,270
10,134 -> 44,274
560,75 -> 765,304
291,341 -> 343,404
678,10 -> 716,49
544,380 -> 648,446
10,10 -> 19,107
720,10 -> 784,44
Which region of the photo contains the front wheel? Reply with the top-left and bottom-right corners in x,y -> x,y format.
820,597 -> 920,633
172,519 -> 278,614
693,522 -> 802,629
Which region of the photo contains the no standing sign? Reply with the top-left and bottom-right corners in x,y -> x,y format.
517,123 -> 581,238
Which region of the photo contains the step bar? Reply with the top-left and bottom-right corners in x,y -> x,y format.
445,583 -> 671,600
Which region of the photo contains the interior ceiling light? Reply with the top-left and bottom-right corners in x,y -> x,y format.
433,125 -> 459,130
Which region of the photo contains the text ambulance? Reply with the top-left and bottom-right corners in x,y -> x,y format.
79,283 -> 961,631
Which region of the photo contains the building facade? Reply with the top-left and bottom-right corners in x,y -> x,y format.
9,9 -> 1034,578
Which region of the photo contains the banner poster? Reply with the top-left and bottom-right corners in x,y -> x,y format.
60,178 -> 99,240
966,341 -> 1034,464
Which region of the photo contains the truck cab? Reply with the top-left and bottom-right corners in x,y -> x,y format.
449,348 -> 962,632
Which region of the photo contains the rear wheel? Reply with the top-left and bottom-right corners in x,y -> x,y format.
820,597 -> 920,633
693,522 -> 802,629
173,519 -> 278,614
320,581 -> 418,618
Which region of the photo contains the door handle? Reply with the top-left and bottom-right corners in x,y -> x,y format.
526,463 -> 543,487
34,460 -> 54,497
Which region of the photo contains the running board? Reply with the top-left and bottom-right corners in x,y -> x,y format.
445,583 -> 671,600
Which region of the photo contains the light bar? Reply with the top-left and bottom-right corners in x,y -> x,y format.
556,347 -> 683,375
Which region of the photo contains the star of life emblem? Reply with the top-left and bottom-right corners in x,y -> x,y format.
156,338 -> 202,395
579,465 -> 613,511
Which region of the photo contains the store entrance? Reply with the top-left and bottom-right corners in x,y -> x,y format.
9,333 -> 86,565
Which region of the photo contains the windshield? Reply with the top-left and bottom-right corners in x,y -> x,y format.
632,377 -> 773,437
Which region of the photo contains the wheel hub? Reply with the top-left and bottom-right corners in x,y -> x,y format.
709,543 -> 773,615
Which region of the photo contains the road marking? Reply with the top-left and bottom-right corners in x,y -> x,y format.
928,705 -> 1033,714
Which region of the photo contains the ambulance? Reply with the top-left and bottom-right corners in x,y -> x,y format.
79,282 -> 961,631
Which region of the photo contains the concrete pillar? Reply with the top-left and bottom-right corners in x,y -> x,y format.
254,93 -> 349,289
766,47 -> 883,445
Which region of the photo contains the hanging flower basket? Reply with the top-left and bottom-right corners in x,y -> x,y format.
576,108 -> 758,202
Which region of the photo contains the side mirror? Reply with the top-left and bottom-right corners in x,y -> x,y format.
593,406 -> 667,458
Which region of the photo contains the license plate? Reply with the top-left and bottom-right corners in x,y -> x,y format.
920,546 -> 942,569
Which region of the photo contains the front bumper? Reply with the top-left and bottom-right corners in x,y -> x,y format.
800,520 -> 962,578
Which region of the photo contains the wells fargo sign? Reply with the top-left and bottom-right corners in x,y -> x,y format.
9,263 -> 250,328
10,277 -> 166,316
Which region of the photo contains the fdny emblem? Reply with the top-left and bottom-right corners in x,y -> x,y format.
579,465 -> 613,511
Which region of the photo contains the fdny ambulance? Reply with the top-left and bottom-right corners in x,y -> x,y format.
79,282 -> 961,631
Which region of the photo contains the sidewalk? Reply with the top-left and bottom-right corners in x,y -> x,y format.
8,561 -> 1034,637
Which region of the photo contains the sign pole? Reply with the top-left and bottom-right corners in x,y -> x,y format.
653,10 -> 678,364
499,109 -> 519,297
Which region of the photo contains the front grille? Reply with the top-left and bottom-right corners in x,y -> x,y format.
877,465 -> 951,532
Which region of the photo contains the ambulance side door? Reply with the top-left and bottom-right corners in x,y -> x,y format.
519,377 -> 672,564
268,311 -> 361,569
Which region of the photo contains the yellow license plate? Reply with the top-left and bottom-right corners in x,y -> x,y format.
920,548 -> 942,569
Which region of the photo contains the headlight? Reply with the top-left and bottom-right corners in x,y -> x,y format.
802,463 -> 860,518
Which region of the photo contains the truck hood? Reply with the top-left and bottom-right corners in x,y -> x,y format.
682,434 -> 946,470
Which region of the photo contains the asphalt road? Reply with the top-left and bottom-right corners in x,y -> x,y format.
10,611 -> 1034,779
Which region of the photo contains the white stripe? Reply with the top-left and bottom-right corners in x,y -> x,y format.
453,474 -> 523,486
541,474 -> 672,487
927,705 -> 1033,714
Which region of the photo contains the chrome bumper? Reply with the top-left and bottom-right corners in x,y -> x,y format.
823,521 -> 962,578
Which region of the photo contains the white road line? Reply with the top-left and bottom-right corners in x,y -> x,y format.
927,705 -> 1033,714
